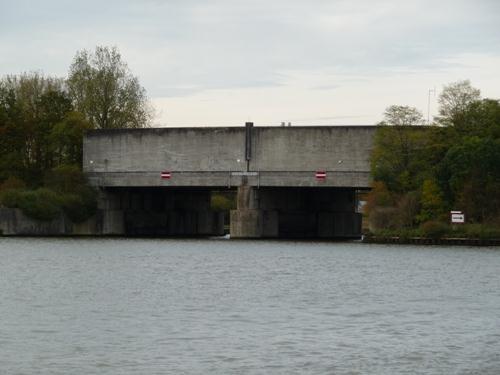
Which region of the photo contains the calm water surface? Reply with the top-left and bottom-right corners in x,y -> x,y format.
0,238 -> 499,374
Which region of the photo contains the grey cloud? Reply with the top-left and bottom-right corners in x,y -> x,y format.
1,0 -> 499,96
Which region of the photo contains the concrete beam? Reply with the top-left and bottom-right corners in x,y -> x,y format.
84,126 -> 375,189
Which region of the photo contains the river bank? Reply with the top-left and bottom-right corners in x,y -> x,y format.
363,235 -> 500,246
2,207 -> 499,246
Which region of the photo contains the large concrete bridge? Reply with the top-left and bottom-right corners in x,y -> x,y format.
83,124 -> 376,238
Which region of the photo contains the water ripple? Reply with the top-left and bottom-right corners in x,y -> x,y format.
0,238 -> 499,374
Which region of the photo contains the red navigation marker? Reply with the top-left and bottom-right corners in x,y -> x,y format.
160,171 -> 171,179
315,171 -> 326,180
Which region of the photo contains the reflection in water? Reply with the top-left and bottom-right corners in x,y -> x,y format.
0,238 -> 499,374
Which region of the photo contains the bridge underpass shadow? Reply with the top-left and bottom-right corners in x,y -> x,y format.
98,186 -> 361,239
230,186 -> 362,239
99,187 -> 226,237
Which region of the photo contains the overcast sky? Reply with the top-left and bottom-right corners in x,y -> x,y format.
1,0 -> 499,126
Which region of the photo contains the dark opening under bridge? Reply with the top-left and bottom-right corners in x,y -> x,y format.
83,124 -> 376,238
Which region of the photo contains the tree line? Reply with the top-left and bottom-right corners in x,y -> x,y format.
366,80 -> 500,238
0,46 -> 151,221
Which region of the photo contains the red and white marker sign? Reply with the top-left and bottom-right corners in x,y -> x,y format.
315,171 -> 327,180
160,171 -> 171,179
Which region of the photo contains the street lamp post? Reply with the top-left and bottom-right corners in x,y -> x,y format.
427,87 -> 436,125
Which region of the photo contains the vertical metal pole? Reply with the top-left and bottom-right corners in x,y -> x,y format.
427,88 -> 435,125
245,122 -> 253,172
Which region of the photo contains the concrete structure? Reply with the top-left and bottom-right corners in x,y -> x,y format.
0,208 -> 99,236
83,124 -> 376,238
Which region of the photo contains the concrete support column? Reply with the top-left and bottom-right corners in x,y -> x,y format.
97,189 -> 125,235
230,186 -> 278,238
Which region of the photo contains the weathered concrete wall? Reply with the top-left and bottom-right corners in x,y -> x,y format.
0,208 -> 68,235
0,208 -> 99,236
251,127 -> 374,172
84,127 -> 245,173
84,126 -> 375,188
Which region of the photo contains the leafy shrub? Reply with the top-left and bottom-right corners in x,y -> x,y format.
364,181 -> 396,214
59,188 -> 97,223
43,165 -> 98,222
211,192 -> 236,211
0,189 -> 22,208
417,179 -> 445,223
463,224 -> 500,239
0,176 -> 26,193
1,188 -> 62,221
420,220 -> 449,239
368,206 -> 399,231
44,164 -> 85,193
396,191 -> 420,227
0,184 -> 97,223
373,227 -> 422,239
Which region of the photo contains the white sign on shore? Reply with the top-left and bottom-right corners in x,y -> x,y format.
450,210 -> 465,224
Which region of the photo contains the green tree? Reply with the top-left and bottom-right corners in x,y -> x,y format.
373,106 -> 428,192
437,80 -> 480,126
0,73 -> 68,184
438,136 -> 500,222
68,46 -> 152,129
0,58 -> 100,225
50,111 -> 93,166
0,84 -> 24,181
454,98 -> 500,138
371,126 -> 432,193
379,105 -> 425,126
369,81 -> 500,233
36,89 -> 73,171
44,165 -> 97,223
417,179 -> 445,223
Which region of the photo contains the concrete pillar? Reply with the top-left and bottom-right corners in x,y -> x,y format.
97,188 -> 122,210
96,189 -> 125,235
230,186 -> 278,238
101,209 -> 125,235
